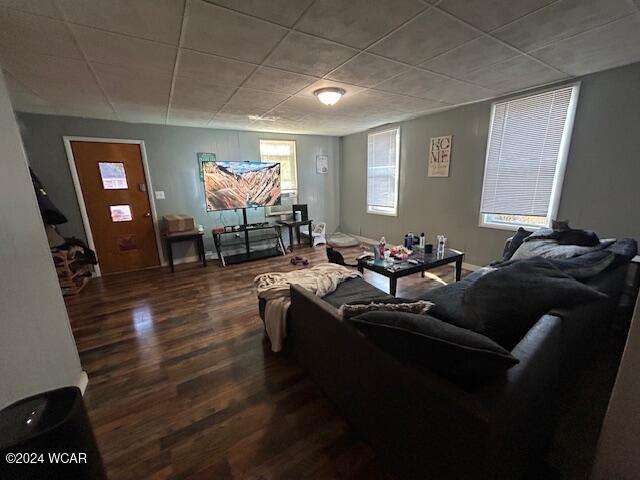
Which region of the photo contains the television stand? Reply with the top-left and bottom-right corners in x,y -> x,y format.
212,208 -> 286,266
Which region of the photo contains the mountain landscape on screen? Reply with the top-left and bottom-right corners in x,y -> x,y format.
203,161 -> 281,211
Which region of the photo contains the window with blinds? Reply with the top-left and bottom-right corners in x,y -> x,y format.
367,128 -> 400,216
480,84 -> 580,229
259,139 -> 297,193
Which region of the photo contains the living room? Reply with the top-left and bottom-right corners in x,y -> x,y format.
1,0 -> 640,479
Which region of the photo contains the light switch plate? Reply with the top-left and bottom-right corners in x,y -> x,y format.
154,191 -> 165,200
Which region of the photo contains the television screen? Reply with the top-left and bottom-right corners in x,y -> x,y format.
203,161 -> 281,211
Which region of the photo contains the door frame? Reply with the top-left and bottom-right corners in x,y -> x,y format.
63,136 -> 163,276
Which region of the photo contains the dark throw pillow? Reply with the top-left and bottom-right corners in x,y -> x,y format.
349,311 -> 519,388
499,227 -> 533,262
462,257 -> 608,350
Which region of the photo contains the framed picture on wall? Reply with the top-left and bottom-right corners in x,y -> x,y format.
428,136 -> 452,177
316,155 -> 328,174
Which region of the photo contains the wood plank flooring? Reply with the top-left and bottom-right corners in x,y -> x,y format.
66,245 -> 457,479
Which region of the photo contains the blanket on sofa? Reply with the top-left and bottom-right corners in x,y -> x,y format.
255,263 -> 361,352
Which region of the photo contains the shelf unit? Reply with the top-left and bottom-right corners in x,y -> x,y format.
52,249 -> 92,296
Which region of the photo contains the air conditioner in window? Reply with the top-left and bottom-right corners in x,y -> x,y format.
266,191 -> 297,217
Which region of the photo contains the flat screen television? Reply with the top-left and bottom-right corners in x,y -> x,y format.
203,161 -> 281,211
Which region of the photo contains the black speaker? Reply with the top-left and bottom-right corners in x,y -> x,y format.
0,386 -> 107,480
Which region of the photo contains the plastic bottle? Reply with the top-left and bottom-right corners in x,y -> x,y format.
407,232 -> 414,248
379,236 -> 386,257
419,232 -> 425,248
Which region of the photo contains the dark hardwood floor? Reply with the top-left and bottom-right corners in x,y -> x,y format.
65,245 -> 623,479
66,245 -> 456,479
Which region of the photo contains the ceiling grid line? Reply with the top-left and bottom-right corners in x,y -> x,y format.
51,0 -> 121,120
165,0 -> 191,124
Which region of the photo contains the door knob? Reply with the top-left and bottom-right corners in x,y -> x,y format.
144,212 -> 151,217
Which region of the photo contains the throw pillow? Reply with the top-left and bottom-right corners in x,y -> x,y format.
349,311 -> 519,388
498,227 -> 533,262
340,300 -> 433,319
462,257 -> 608,349
511,239 -> 604,261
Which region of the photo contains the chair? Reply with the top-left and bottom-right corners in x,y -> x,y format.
311,222 -> 326,246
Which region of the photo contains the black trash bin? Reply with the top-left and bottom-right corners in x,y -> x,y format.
0,386 -> 107,479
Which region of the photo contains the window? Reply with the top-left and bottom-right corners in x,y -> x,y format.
479,84 -> 580,229
99,162 -> 128,189
367,128 -> 400,216
259,140 -> 297,194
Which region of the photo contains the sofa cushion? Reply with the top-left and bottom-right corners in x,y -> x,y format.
349,311 -> 519,386
321,276 -> 395,309
511,239 -> 604,261
462,257 -> 608,349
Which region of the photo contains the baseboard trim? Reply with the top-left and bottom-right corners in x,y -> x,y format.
76,371 -> 89,395
462,262 -> 482,271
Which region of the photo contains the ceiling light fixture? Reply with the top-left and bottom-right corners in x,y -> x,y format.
314,87 -> 346,106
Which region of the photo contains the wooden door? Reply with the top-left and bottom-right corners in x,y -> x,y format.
71,141 -> 159,274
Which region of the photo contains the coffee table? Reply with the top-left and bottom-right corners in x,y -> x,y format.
357,248 -> 465,296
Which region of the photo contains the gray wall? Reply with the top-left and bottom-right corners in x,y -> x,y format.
0,73 -> 83,409
17,114 -> 340,261
341,62 -> 640,266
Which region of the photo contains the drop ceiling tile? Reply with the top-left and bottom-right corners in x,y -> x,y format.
0,0 -> 61,18
243,67 -> 317,94
115,105 -> 167,124
437,0 -> 556,32
184,0 -> 287,63
210,112 -> 256,129
92,62 -> 172,107
460,55 -> 567,92
271,96 -> 322,116
171,76 -> 235,112
221,88 -> 289,115
71,25 -> 177,74
178,50 -> 254,87
3,70 -> 49,109
531,14 -> 640,76
375,69 -> 443,98
167,108 -> 212,127
370,9 -> 480,65
55,0 -> 184,44
493,0 -> 636,52
206,0 -> 314,27
0,7 -> 82,59
357,89 -> 446,113
420,37 -> 517,78
296,0 -> 425,49
265,31 -> 357,76
0,51 -> 107,106
327,53 -> 411,87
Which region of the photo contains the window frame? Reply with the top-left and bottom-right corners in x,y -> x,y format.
478,82 -> 581,231
366,127 -> 401,217
259,139 -> 298,195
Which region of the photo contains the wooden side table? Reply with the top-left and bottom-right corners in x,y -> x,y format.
276,219 -> 313,251
163,230 -> 206,273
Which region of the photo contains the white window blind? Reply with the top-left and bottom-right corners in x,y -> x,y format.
367,128 -> 400,216
480,85 -> 579,222
259,139 -> 297,193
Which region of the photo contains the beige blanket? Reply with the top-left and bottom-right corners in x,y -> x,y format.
255,263 -> 361,352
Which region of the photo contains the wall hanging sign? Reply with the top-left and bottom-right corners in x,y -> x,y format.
197,152 -> 216,181
428,135 -> 452,177
316,154 -> 328,174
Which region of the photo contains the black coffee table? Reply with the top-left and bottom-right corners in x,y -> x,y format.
357,248 -> 465,296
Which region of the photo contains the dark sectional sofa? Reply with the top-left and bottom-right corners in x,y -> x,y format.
283,260 -> 628,479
